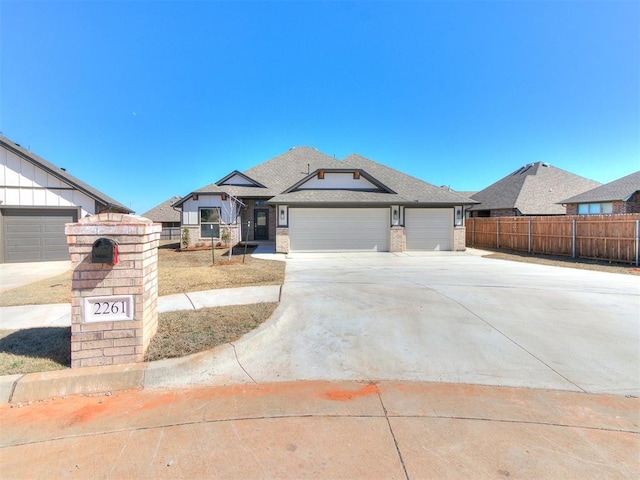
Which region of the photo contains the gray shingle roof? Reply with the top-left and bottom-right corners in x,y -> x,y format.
176,147 -> 478,207
342,154 -> 477,205
141,196 -> 182,222
0,134 -> 133,213
469,162 -> 601,215
561,170 -> 640,204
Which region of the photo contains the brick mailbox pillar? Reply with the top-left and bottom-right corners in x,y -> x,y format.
65,213 -> 161,368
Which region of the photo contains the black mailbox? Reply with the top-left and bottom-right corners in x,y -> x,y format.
92,238 -> 119,265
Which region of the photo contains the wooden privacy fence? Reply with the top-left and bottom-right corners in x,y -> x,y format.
160,227 -> 181,240
466,214 -> 640,265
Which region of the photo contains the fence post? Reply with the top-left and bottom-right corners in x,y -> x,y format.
572,218 -> 576,259
472,218 -> 475,246
496,218 -> 500,248
635,220 -> 640,267
528,219 -> 532,253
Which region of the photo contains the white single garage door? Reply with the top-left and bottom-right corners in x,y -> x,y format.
405,208 -> 452,251
289,208 -> 389,252
2,208 -> 77,263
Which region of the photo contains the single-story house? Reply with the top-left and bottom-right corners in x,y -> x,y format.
0,134 -> 132,263
142,196 -> 182,240
467,162 -> 601,217
561,170 -> 640,215
173,147 -> 477,253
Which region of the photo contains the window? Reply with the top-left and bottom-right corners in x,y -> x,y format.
577,203 -> 613,215
200,208 -> 220,238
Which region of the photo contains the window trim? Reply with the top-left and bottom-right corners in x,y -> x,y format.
199,207 -> 221,238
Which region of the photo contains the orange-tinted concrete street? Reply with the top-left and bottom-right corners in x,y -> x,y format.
1,381 -> 638,479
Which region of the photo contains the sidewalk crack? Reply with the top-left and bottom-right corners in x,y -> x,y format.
229,342 -> 256,383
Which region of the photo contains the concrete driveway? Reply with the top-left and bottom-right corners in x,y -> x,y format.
147,252 -> 640,396
0,260 -> 71,292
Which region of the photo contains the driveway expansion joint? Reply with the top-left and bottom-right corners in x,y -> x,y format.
429,287 -> 588,394
375,383 -> 410,480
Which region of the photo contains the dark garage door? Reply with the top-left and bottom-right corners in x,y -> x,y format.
2,209 -> 77,263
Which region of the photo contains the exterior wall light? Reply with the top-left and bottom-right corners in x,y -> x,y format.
454,206 -> 463,226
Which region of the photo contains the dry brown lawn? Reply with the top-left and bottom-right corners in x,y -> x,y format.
144,303 -> 278,362
0,244 -> 285,307
482,249 -> 640,276
157,244 -> 285,296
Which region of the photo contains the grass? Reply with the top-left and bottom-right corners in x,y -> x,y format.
144,303 -> 278,362
0,243 -> 285,307
481,249 -> 640,276
157,243 -> 285,296
0,327 -> 71,375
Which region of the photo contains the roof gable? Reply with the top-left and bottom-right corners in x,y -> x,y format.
0,134 -> 132,213
342,153 -> 477,204
216,170 -> 266,188
284,169 -> 395,194
561,170 -> 640,204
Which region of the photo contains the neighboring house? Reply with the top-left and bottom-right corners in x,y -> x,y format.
173,147 -> 476,253
0,135 -> 132,263
142,196 -> 182,239
561,170 -> 640,215
467,162 -> 601,217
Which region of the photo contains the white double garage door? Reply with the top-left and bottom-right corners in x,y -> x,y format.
289,208 -> 453,252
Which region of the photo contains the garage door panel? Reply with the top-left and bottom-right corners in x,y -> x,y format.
290,208 -> 389,252
2,209 -> 76,263
405,208 -> 452,251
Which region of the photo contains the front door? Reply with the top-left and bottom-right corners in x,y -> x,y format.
254,209 -> 269,240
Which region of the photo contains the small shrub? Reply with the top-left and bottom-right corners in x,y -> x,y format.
221,226 -> 230,246
181,227 -> 190,248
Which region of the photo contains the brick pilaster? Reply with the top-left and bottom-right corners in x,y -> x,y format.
66,213 -> 161,368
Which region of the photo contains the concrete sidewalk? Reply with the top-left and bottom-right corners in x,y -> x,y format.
0,285 -> 282,330
1,381 -> 637,479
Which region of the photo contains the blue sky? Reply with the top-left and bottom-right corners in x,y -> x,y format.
1,0 -> 638,214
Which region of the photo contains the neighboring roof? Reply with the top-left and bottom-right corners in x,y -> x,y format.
175,147 -> 478,207
469,162 -> 601,215
0,134 -> 133,213
141,196 -> 182,223
561,170 -> 640,204
453,190 -> 478,198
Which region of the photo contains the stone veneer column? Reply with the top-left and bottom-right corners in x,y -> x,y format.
453,226 -> 466,251
65,213 -> 161,368
276,228 -> 290,253
389,226 -> 405,252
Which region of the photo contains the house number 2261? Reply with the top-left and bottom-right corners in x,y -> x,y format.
93,300 -> 127,316
84,295 -> 134,323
